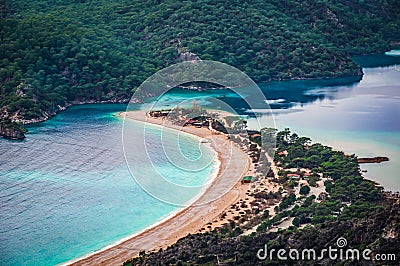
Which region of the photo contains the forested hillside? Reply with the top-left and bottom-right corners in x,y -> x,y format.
0,0 -> 399,131
125,201 -> 400,265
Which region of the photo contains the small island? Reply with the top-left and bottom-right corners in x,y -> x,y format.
0,118 -> 26,140
357,156 -> 389,164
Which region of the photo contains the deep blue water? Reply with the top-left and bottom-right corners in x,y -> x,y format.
1,52 -> 399,265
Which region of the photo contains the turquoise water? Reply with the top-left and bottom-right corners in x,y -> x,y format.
122,118 -> 217,206
0,104 -> 215,265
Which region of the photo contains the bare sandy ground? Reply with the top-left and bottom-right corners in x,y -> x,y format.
70,111 -> 250,265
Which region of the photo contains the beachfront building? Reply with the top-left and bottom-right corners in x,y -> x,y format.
241,176 -> 254,184
287,173 -> 301,180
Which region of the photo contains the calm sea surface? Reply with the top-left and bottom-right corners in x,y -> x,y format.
0,105 -> 215,265
249,66 -> 400,191
0,53 -> 399,265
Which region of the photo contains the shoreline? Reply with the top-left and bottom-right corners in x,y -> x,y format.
64,150 -> 221,265
69,110 -> 251,265
6,51 -> 400,141
4,71 -> 366,140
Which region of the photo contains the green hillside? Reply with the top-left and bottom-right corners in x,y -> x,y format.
0,0 -> 399,125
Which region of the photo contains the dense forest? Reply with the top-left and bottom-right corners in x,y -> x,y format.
125,202 -> 399,265
124,130 -> 400,265
0,0 -> 399,135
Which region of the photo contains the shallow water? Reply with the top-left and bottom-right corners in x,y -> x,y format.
0,104 -> 215,265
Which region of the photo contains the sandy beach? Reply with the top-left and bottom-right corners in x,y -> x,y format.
70,110 -> 252,265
